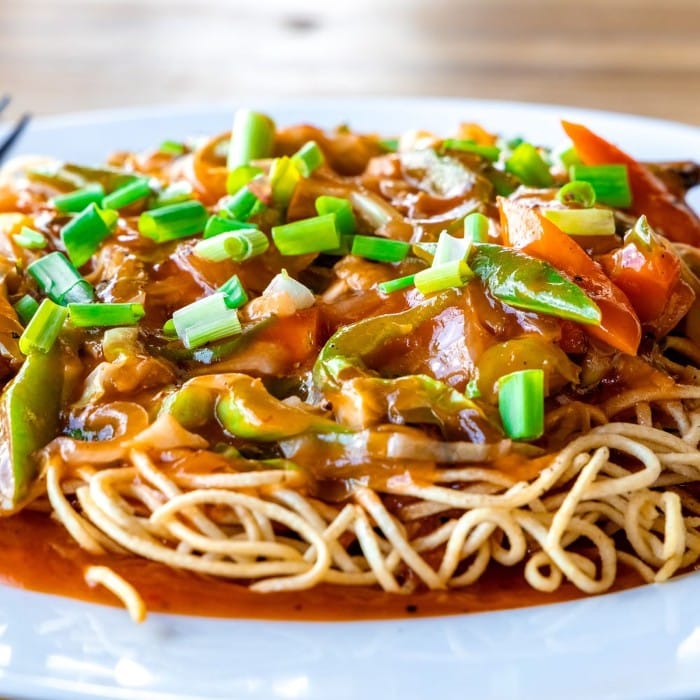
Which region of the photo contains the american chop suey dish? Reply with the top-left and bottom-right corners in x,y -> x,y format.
0,110 -> 699,623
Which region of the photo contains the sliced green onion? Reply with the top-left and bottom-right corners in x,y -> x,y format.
379,138 -> 399,152
27,251 -> 95,305
556,181 -> 596,208
505,143 -> 554,187
291,141 -> 324,177
325,234 -> 355,256
315,196 -> 356,236
13,226 -> 47,250
138,200 -> 208,243
465,378 -> 481,399
269,157 -> 301,208
163,319 -> 176,337
569,164 -> 632,208
263,269 -> 315,310
220,183 -> 262,221
67,302 -> 145,327
61,203 -> 118,267
226,165 -> 263,196
272,214 -> 340,255
218,274 -> 248,309
13,294 -> 39,325
349,191 -> 392,230
193,228 -> 268,262
203,215 -> 256,239
172,292 -> 242,349
351,235 -> 410,263
153,180 -> 193,208
377,273 -> 416,294
51,184 -> 104,214
441,139 -> 500,162
102,178 -> 152,210
19,298 -> 68,354
159,140 -> 186,156
433,231 -> 471,265
556,145 -> 582,169
497,368 -> 544,441
624,215 -> 654,251
227,109 -> 276,170
543,208 -> 616,236
414,260 -> 473,295
464,212 -> 490,243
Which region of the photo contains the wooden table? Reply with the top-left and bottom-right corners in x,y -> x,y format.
1,0 -> 699,125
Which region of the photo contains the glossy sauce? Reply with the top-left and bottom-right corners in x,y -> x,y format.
0,511 -> 644,621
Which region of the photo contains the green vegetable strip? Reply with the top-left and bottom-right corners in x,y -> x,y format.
505,142 -> 554,187
158,140 -> 186,156
220,184 -> 262,221
61,203 -> 118,267
272,214 -> 340,255
377,274 -> 416,294
194,229 -> 268,262
19,298 -> 68,354
67,303 -> 145,327
556,181 -> 596,208
441,139 -> 500,162
138,200 -> 208,242
203,215 -> 256,239
470,243 -> 601,324
315,195 -> 357,236
464,212 -> 490,243
51,184 -> 104,213
569,164 -> 632,208
291,141 -> 324,177
351,235 -> 410,263
497,369 -> 545,440
153,180 -> 193,208
414,260 -> 472,295
227,109 -> 276,170
26,251 -> 95,305
268,157 -> 300,207
218,274 -> 248,308
543,208 -> 616,236
379,138 -> 399,152
102,178 -> 152,210
13,226 -> 47,250
13,295 -> 39,325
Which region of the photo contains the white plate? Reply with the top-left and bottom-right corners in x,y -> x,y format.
1,98 -> 700,700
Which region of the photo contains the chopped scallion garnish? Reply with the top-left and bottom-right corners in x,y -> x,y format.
153,180 -> 193,208
227,109 -> 276,170
203,215 -> 256,239
414,260 -> 473,295
13,294 -> 39,325
13,226 -> 47,250
464,212 -> 490,244
379,138 -> 399,152
505,143 -> 554,187
138,200 -> 208,243
271,214 -> 340,255
291,141 -> 324,177
67,302 -> 145,327
102,178 -> 152,210
19,298 -> 68,354
226,165 -> 264,196
441,139 -> 500,162
315,196 -> 356,236
556,181 -> 596,208
497,369 -> 544,440
543,208 -> 616,236
569,164 -> 632,208
51,184 -> 105,214
193,228 -> 268,262
218,274 -> 248,309
172,292 -> 242,349
433,231 -> 471,266
269,157 -> 301,208
61,203 -> 118,267
377,274 -> 416,294
351,235 -> 410,263
158,140 -> 186,156
27,251 -> 95,305
220,183 -> 263,221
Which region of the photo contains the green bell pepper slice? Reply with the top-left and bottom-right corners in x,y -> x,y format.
470,243 -> 602,325
0,346 -> 64,510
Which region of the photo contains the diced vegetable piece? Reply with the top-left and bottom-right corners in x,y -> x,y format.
102,177 -> 152,210
218,274 -> 248,309
351,235 -> 410,263
505,143 -> 553,187
569,164 -> 631,208
13,226 -> 47,250
315,196 -> 357,236
433,231 -> 471,265
19,298 -> 68,354
13,295 -> 39,325
172,293 -> 242,349
272,214 -> 340,255
67,302 -> 145,327
263,269 -> 315,310
227,109 -> 276,170
27,252 -> 95,305
194,228 -> 268,262
138,200 -> 208,242
543,208 -> 616,236
226,165 -> 263,195
414,260 -> 472,295
441,139 -> 500,161
291,141 -> 324,177
556,181 -> 596,208
464,212 -> 490,243
61,203 -> 118,267
497,369 -> 545,440
377,274 -> 416,294
51,184 -> 104,213
203,215 -> 255,239
220,184 -> 263,221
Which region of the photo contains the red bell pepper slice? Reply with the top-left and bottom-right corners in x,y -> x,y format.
499,197 -> 641,355
561,120 -> 700,246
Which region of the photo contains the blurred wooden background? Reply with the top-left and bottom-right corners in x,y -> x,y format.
1,0 -> 698,124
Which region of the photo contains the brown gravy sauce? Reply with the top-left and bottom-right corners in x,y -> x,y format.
0,511 -> 644,621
